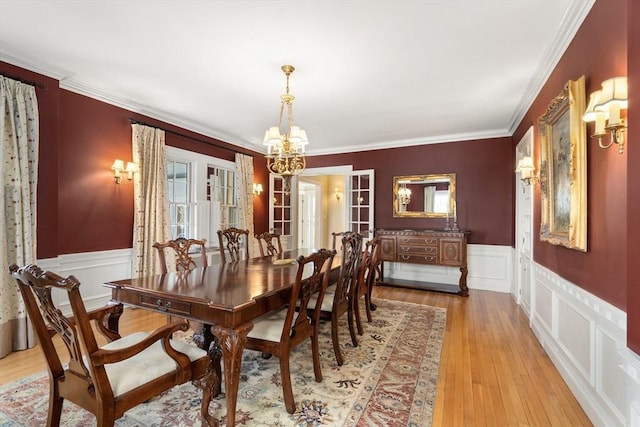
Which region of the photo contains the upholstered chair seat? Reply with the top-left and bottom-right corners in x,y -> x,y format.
96,332 -> 207,397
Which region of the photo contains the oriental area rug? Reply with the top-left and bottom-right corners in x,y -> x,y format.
0,299 -> 446,426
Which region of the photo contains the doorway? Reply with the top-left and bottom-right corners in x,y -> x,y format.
298,180 -> 320,248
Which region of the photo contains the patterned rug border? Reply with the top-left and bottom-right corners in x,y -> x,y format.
0,298 -> 446,426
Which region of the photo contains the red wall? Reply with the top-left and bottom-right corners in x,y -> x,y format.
512,0 -> 628,310
307,137 -> 514,246
57,91 -> 266,255
626,0 -> 640,354
0,63 -> 266,257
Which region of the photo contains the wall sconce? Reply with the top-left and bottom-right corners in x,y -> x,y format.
111,159 -> 137,184
253,183 -> 263,196
582,76 -> 628,154
334,187 -> 343,201
515,156 -> 537,185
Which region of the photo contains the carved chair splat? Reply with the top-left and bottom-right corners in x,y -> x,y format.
217,228 -> 250,262
255,231 -> 283,257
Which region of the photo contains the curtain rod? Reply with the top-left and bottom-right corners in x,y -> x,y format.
128,118 -> 253,157
0,71 -> 47,89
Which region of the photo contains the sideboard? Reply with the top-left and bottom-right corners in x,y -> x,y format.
375,228 -> 469,296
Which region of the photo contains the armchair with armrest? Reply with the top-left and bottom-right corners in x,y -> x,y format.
9,263 -> 216,427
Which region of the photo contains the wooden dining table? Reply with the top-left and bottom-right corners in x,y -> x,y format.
104,249 -> 340,427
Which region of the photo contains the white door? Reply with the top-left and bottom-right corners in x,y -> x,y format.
268,175 -> 296,251
515,127 -> 534,321
346,169 -> 375,241
297,181 -> 321,248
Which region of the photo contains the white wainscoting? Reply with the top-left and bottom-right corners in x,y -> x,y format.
382,244 -> 513,294
37,249 -> 134,314
528,262 -> 640,427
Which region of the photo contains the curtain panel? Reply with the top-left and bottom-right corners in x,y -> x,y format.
131,124 -> 172,277
235,153 -> 256,257
0,77 -> 39,358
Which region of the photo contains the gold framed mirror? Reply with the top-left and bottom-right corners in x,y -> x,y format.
393,174 -> 456,218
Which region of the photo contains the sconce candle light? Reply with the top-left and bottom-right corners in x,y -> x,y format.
583,76 -> 628,154
334,187 -> 342,201
253,183 -> 263,196
515,156 -> 537,185
111,159 -> 137,184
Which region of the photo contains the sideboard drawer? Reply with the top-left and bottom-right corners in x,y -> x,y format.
397,245 -> 438,256
398,253 -> 438,264
397,236 -> 438,246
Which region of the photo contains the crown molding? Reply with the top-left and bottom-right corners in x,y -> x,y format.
507,0 -> 596,134
60,79 -> 259,153
306,128 -> 511,156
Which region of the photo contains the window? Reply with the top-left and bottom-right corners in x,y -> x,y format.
165,146 -> 237,245
207,166 -> 238,230
167,159 -> 192,239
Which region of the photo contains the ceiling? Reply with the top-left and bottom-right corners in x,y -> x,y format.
0,1 -> 593,156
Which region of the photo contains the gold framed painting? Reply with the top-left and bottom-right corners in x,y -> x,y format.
538,75 -> 587,251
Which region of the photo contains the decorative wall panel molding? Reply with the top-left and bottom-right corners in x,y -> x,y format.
529,263 -> 632,427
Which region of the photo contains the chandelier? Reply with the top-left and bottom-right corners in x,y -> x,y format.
263,65 -> 308,193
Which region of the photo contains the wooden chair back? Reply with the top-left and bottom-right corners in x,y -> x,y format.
9,263 -> 213,427
354,236 -> 381,334
245,248 -> 336,413
217,227 -> 250,262
331,231 -> 350,251
323,231 -> 363,365
255,231 -> 283,257
152,237 -> 208,273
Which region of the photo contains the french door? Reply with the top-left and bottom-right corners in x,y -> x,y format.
268,168 -> 375,250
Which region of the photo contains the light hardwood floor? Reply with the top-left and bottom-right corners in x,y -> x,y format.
0,286 -> 592,426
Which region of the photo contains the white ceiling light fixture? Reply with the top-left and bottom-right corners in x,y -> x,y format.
263,65 -> 308,193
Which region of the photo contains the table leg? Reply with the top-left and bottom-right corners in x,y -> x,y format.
193,322 -> 222,396
105,300 -> 124,333
210,322 -> 253,427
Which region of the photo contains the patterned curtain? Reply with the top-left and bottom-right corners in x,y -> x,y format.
0,77 -> 39,359
235,153 -> 256,257
131,124 -> 172,277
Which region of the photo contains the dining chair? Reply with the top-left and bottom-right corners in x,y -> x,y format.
312,231 -> 363,366
9,263 -> 215,427
217,227 -> 250,262
152,237 -> 208,273
354,236 -> 381,335
255,231 -> 283,257
244,248 -> 336,414
331,231 -> 349,251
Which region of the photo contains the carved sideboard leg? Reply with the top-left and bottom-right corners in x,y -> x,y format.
211,322 -> 253,427
459,266 -> 469,297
